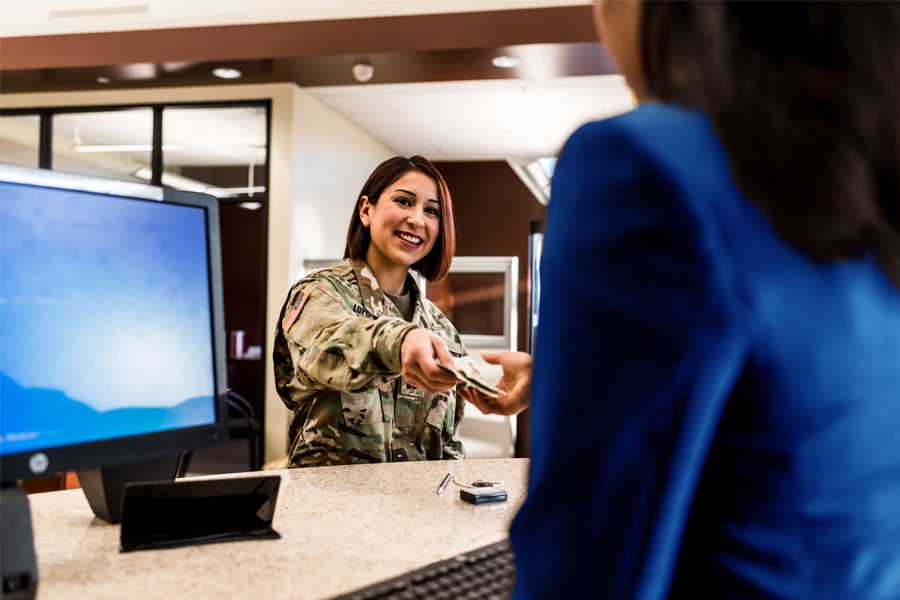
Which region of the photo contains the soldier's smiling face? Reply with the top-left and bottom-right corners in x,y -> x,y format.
360,170 -> 440,271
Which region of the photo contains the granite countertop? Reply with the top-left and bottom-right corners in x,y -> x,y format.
27,458 -> 529,600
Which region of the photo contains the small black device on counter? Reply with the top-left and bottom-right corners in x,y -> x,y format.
460,488 -> 508,505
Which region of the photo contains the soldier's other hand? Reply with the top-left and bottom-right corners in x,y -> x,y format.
459,350 -> 533,416
400,328 -> 459,394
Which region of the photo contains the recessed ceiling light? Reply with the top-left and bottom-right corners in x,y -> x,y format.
212,67 -> 243,80
96,76 -> 111,84
492,56 -> 523,69
352,61 -> 375,83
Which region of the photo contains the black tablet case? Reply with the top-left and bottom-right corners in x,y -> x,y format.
119,475 -> 281,552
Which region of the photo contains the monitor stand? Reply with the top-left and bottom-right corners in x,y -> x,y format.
0,484 -> 38,600
77,453 -> 186,524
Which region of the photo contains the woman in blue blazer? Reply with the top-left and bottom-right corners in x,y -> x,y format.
462,2 -> 900,598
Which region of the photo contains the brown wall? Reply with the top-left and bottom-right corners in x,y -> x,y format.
437,160 -> 544,457
437,160 -> 547,353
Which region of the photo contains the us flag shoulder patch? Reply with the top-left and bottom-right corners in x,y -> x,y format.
282,290 -> 310,331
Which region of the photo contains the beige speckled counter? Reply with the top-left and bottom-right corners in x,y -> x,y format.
27,458 -> 529,599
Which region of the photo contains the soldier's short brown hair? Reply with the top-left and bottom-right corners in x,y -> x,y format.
344,156 -> 456,282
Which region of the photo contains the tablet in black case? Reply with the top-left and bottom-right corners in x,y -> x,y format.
119,475 -> 281,552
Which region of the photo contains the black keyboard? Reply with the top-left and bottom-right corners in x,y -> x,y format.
333,539 -> 515,600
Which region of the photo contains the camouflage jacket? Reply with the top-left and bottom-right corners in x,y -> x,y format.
273,259 -> 470,467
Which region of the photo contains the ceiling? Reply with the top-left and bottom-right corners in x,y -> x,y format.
0,1 -> 630,164
3,77 -> 629,174
307,75 -> 633,162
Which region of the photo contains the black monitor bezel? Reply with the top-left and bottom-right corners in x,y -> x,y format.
0,164 -> 229,485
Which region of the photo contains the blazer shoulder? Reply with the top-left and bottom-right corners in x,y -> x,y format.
566,103 -> 714,155
564,104 -> 730,190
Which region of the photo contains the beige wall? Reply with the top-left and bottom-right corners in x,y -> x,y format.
288,88 -> 394,280
1,83 -> 395,463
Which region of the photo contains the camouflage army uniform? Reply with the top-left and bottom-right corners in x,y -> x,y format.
273,259 -> 472,467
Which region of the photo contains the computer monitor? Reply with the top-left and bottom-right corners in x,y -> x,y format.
0,163 -> 229,488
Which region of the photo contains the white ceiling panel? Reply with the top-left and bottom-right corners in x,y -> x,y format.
306,75 -> 634,161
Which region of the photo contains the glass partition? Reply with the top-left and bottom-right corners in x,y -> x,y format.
52,109 -> 153,183
0,115 -> 40,168
162,106 -> 267,202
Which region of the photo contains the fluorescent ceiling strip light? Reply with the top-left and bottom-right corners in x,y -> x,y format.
217,186 -> 267,195
133,167 -> 228,197
74,144 -> 179,153
506,157 -> 554,205
536,156 -> 558,179
132,169 -> 265,199
525,160 -> 552,197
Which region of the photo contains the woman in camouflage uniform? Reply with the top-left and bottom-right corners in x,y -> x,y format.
274,156 -> 474,467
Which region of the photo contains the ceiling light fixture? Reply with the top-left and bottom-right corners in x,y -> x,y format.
536,156 -> 558,179
74,144 -> 178,153
352,61 -> 375,83
220,186 -> 267,196
492,56 -> 523,69
507,156 -> 556,205
134,167 -> 209,193
212,67 -> 243,80
133,168 -> 266,198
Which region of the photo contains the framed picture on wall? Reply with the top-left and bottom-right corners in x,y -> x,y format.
426,256 -> 518,351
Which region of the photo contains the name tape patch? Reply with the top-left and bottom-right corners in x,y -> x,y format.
353,304 -> 376,319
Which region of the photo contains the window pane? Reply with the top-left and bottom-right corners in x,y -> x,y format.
161,105 -> 270,429
1,115 -> 41,168
52,110 -> 152,183
163,106 -> 267,201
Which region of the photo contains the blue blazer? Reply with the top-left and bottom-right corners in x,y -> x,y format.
510,103 -> 900,599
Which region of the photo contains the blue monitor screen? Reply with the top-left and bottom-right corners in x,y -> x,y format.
0,180 -> 217,457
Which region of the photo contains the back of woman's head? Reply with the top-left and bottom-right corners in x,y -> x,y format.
344,155 -> 456,282
640,1 -> 900,286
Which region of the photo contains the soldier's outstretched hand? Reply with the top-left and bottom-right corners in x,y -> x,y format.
400,327 -> 459,394
459,350 -> 533,416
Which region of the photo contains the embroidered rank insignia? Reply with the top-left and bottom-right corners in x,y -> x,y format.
282,290 -> 310,331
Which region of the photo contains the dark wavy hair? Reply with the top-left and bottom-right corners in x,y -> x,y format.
344,155 -> 456,282
640,1 -> 900,286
